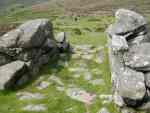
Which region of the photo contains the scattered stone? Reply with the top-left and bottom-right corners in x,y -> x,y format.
72,53 -> 81,59
56,86 -> 65,92
89,79 -> 105,85
72,74 -> 81,78
17,92 -> 45,100
22,104 -> 46,112
82,54 -> 93,60
95,50 -> 104,64
36,81 -> 51,90
91,68 -> 102,75
99,94 -> 113,104
66,88 -> 96,105
68,67 -> 87,73
97,107 -> 110,113
65,107 -> 74,112
48,75 -> 64,86
83,72 -> 92,81
99,94 -> 113,101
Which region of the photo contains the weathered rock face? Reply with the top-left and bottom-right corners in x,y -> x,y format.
107,9 -> 150,111
0,19 -> 70,89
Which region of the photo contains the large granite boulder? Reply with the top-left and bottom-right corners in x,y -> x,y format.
0,19 -> 69,89
107,9 -> 150,111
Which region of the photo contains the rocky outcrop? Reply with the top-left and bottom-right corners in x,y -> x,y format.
0,19 -> 70,90
107,9 -> 150,111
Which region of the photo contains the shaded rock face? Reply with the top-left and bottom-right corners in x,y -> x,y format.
0,19 -> 69,90
107,9 -> 150,111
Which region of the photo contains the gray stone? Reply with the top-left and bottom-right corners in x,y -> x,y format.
0,29 -> 22,48
95,50 -> 104,64
66,88 -> 96,104
121,108 -> 135,113
145,73 -> 150,88
56,32 -> 70,52
18,19 -> 53,48
89,79 -> 105,85
0,54 -> 11,66
22,104 -> 46,112
97,107 -> 110,113
99,94 -> 113,104
107,9 -> 147,35
117,68 -> 146,100
48,75 -> 64,86
113,92 -> 125,107
124,43 -> 150,71
0,18 -> 68,90
56,86 -> 65,92
128,33 -> 150,46
107,9 -> 150,109
0,60 -> 27,89
111,35 -> 128,52
17,92 -> 45,100
56,32 -> 66,43
36,81 -> 51,90
83,71 -> 92,81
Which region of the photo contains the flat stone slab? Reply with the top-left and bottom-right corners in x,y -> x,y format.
16,92 -> 45,100
0,60 -> 27,89
22,104 -> 47,112
66,88 -> 96,105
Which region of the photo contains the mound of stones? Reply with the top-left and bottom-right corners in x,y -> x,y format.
107,9 -> 150,111
0,19 -> 70,90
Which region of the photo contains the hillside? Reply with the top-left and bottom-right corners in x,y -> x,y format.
64,0 -> 150,15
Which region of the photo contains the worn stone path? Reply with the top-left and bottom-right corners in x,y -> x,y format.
16,44 -> 111,113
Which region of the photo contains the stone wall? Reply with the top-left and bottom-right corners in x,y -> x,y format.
107,9 -> 150,112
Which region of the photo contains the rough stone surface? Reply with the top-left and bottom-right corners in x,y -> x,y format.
56,32 -> 70,52
107,9 -> 150,110
0,19 -> 70,90
0,60 -> 27,89
117,68 -> 146,100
